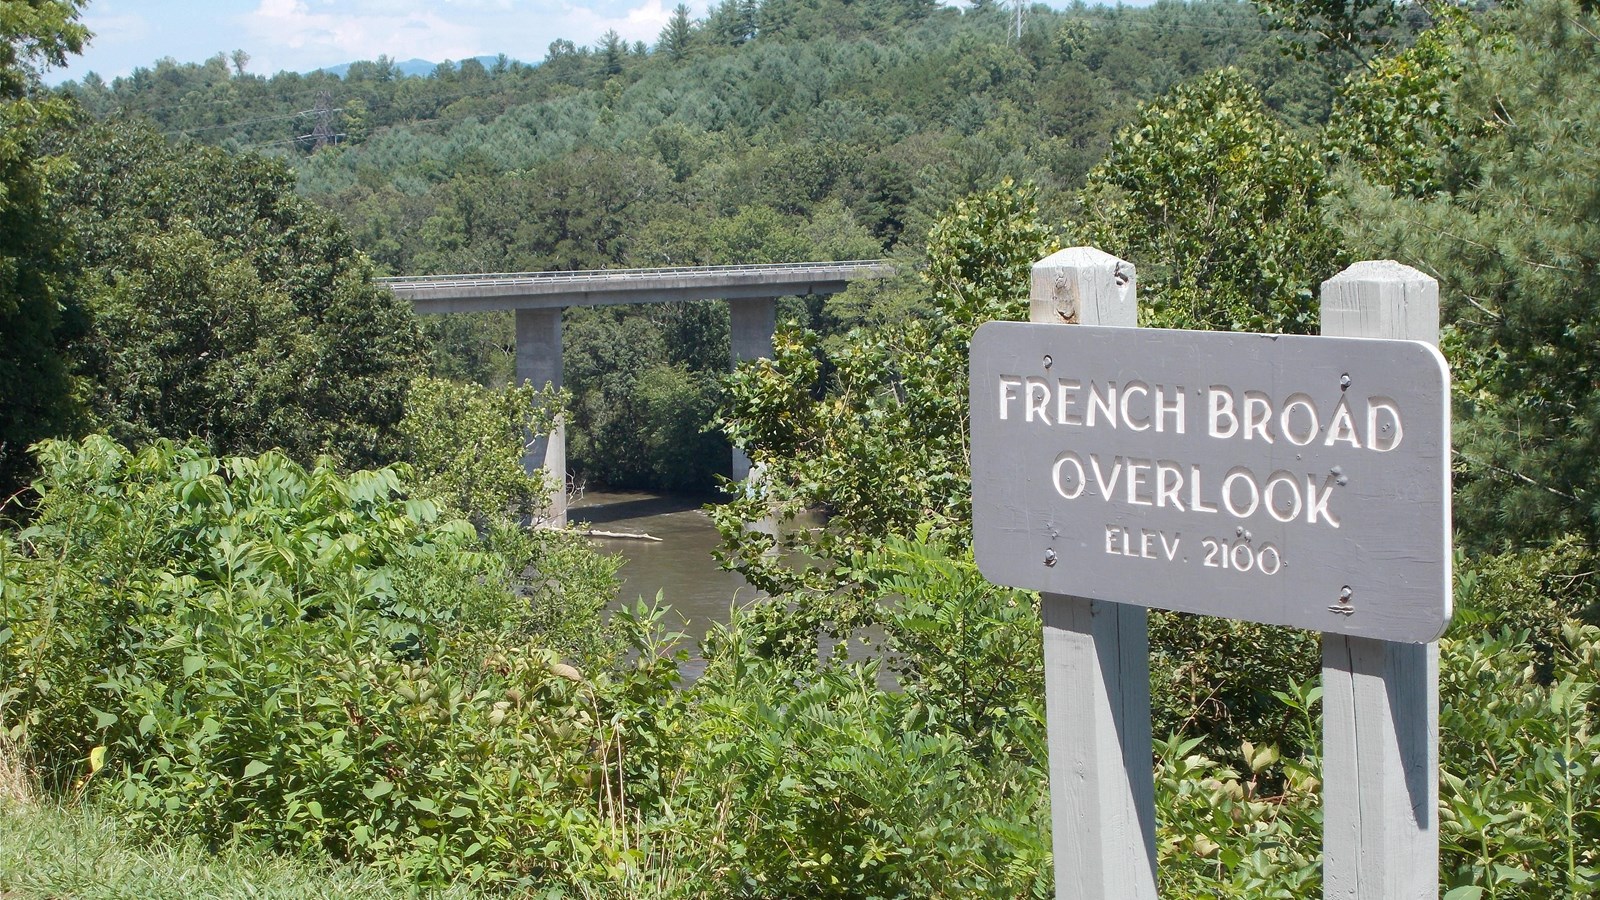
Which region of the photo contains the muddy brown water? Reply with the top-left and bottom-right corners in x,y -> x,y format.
567,490 -> 890,685
568,489 -> 759,640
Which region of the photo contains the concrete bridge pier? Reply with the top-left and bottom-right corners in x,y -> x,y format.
516,307 -> 567,527
729,297 -> 780,554
385,262 -> 894,531
729,297 -> 777,482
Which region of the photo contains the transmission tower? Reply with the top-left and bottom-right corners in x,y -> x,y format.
312,91 -> 337,148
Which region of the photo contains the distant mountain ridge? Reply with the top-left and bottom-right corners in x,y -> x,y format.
316,55 -> 511,79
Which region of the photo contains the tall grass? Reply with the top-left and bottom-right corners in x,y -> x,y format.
0,802 -> 475,900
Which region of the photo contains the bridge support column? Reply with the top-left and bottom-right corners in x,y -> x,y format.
516,307 -> 567,527
729,297 -> 777,481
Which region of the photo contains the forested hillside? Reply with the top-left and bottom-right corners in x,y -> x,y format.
61,0 -> 1332,490
3,0 -> 1599,896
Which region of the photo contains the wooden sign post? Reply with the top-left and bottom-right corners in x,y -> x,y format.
1320,262 -> 1441,900
970,250 -> 1449,898
1030,248 -> 1158,899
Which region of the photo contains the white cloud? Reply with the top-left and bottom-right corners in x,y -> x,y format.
233,0 -> 675,71
240,0 -> 486,71
579,0 -> 676,44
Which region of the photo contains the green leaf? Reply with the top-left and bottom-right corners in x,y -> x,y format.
242,759 -> 271,780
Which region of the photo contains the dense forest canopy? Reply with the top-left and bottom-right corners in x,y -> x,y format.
1,0 -> 1598,895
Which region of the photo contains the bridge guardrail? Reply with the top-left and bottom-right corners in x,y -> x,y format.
377,259 -> 894,293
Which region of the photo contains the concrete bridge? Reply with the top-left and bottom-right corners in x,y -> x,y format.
379,260 -> 894,525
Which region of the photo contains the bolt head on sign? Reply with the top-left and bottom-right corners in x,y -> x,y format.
969,322 -> 1452,642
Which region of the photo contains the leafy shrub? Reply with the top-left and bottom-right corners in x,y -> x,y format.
847,528 -> 1043,761
662,608 -> 1053,899
398,375 -> 564,527
0,437 -> 637,888
4,440 -> 1596,896
1438,623 -> 1600,897
1155,730 -> 1321,898
1149,613 -> 1321,760
1453,537 -> 1600,678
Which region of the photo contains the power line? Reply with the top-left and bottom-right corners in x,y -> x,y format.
161,108 -> 323,137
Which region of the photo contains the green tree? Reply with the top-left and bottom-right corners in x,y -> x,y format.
1253,0 -> 1424,74
659,3 -> 695,60
716,180 -> 1056,596
598,29 -> 625,76
53,120 -> 424,468
1330,0 -> 1600,549
0,0 -> 89,495
563,307 -> 728,490
1077,68 -> 1343,334
706,0 -> 756,46
398,376 -> 574,531
1322,10 -> 1470,198
0,1 -> 86,96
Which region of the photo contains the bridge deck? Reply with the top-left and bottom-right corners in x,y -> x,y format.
379,260 -> 895,313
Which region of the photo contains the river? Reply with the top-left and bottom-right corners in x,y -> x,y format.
567,490 -> 888,683
568,489 -> 758,635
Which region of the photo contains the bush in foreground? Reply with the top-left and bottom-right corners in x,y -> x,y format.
0,437 -> 636,887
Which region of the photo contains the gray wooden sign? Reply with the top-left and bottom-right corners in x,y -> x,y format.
970,322 -> 1451,642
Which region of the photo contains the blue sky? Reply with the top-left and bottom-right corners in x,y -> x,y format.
49,0 -> 1090,85
52,0 -> 698,84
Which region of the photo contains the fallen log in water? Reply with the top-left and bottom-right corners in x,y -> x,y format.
575,528 -> 663,542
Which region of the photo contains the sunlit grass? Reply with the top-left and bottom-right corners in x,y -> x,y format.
0,800 -> 472,900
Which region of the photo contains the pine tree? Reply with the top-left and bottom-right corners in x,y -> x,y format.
598,29 -> 625,75
738,0 -> 761,40
706,0 -> 752,46
1332,0 -> 1600,548
659,3 -> 695,60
